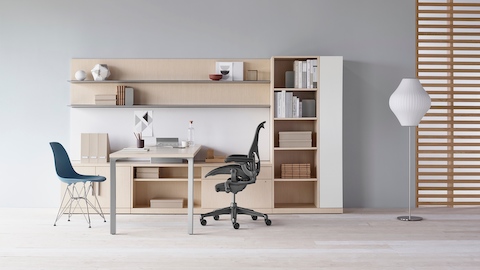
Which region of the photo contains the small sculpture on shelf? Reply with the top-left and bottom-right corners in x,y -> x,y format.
75,70 -> 86,81
91,64 -> 111,81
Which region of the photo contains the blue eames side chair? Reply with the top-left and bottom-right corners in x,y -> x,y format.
49,142 -> 107,228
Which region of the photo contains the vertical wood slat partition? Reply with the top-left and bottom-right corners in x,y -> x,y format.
417,0 -> 480,207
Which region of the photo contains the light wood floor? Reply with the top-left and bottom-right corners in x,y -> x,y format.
1,207 -> 479,269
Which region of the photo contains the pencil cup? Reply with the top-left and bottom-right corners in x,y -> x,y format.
137,139 -> 144,148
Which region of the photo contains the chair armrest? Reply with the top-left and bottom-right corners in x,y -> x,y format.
225,154 -> 253,163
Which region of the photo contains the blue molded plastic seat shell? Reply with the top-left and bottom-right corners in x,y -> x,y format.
50,142 -> 106,184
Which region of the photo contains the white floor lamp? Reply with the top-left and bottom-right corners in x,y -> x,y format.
389,78 -> 431,221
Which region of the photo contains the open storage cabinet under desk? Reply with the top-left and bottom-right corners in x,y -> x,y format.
131,163 -> 203,214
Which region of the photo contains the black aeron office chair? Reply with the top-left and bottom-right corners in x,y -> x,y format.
200,121 -> 272,229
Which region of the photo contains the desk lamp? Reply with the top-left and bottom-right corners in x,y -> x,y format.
389,78 -> 431,221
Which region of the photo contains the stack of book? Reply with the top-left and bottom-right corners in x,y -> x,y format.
116,85 -> 134,106
279,131 -> 312,148
281,164 -> 311,179
95,94 -> 116,105
293,59 -> 317,88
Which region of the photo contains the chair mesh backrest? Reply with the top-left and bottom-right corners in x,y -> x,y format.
49,142 -> 78,178
247,121 -> 265,176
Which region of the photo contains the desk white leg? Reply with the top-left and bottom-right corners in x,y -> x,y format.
187,157 -> 194,235
110,158 -> 117,235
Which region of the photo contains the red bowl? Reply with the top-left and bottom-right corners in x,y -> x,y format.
209,74 -> 223,81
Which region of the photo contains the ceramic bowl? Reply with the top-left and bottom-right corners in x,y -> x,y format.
209,74 -> 223,81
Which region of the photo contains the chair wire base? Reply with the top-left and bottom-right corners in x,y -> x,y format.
54,182 -> 106,228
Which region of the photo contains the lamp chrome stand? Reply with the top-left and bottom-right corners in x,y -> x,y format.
397,126 -> 423,221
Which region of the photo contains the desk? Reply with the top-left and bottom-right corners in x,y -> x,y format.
109,145 -> 202,235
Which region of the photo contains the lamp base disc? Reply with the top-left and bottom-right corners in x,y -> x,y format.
397,216 -> 423,221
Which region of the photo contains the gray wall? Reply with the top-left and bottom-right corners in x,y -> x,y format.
0,0 -> 416,208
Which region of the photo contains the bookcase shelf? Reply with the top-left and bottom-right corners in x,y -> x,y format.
273,88 -> 317,92
274,147 -> 317,151
273,117 -> 317,121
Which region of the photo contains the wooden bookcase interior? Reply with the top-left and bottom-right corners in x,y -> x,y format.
271,57 -> 320,211
69,57 -> 343,214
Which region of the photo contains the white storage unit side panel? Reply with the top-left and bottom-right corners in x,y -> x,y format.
319,56 -> 343,208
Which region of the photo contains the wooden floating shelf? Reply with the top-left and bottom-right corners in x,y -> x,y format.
69,104 -> 270,108
68,80 -> 270,84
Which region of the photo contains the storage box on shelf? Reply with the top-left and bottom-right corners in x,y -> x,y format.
281,164 -> 311,179
150,198 -> 184,208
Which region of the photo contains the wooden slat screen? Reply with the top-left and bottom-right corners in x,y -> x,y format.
417,0 -> 480,207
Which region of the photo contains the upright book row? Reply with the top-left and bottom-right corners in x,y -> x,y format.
274,90 -> 316,118
293,59 -> 317,89
116,85 -> 134,106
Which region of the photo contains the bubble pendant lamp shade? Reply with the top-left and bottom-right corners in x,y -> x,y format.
389,78 -> 431,127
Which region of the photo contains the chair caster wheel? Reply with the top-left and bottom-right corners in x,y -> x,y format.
233,223 -> 240,229
265,219 -> 272,226
214,215 -> 219,220
200,219 -> 207,226
251,216 -> 258,220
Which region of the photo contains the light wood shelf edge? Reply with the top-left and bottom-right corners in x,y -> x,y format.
133,178 -> 202,182
69,104 -> 271,108
274,117 -> 317,121
274,178 -> 318,182
69,80 -> 270,84
274,147 -> 318,151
